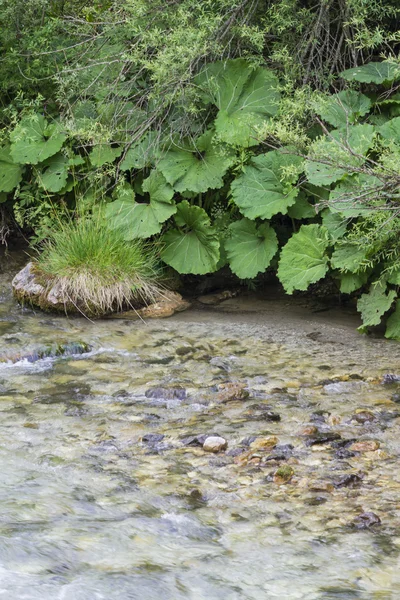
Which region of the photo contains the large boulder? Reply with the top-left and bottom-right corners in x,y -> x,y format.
12,262 -> 190,318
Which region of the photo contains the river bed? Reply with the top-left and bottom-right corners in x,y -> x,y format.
1,251 -> 400,599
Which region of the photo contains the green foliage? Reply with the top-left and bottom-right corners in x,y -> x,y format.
0,145 -> 23,192
277,224 -> 330,294
357,284 -> 396,327
225,219 -> 278,279
158,130 -> 234,194
2,0 -> 400,343
230,150 -> 302,219
10,115 -> 66,164
341,62 -> 400,85
315,91 -> 372,128
196,59 -> 280,147
161,201 -> 220,274
385,301 -> 400,340
106,175 -> 176,239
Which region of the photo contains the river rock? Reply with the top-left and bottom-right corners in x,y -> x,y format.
250,436 -> 279,451
111,290 -> 191,319
348,440 -> 380,453
145,387 -> 187,400
217,382 -> 249,402
197,289 -> 240,306
273,465 -> 294,484
353,511 -> 381,529
203,436 -> 228,453
12,263 -> 190,318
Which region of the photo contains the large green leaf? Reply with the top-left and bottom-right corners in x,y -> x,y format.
330,243 -> 368,273
0,145 -> 23,192
225,219 -> 278,279
106,174 -> 176,239
315,91 -> 371,128
277,224 -> 330,293
305,124 -> 375,186
230,149 -> 303,220
378,116 -> 400,143
10,114 -> 66,165
195,58 -> 280,147
36,153 -> 69,192
158,130 -> 234,194
357,283 -> 396,327
120,132 -> 159,170
329,174 -> 383,217
341,61 -> 400,85
339,271 -> 369,294
321,209 -> 347,241
385,301 -> 400,340
287,193 -> 316,219
161,201 -> 220,274
89,144 -> 122,167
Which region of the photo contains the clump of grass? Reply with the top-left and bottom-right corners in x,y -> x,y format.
34,217 -> 162,316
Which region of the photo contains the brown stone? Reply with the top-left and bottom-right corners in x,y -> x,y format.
249,436 -> 279,451
300,425 -> 318,436
217,382 -> 249,403
348,440 -> 380,453
197,289 -> 240,306
273,465 -> 294,484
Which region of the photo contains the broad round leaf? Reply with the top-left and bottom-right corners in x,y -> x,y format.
230,150 -> 303,220
195,59 -> 280,147
341,61 -> 400,85
158,130 -> 234,194
106,176 -> 176,239
120,132 -> 159,170
357,284 -> 396,327
331,243 -> 368,273
287,192 -> 316,219
89,145 -> 122,167
339,271 -> 369,294
225,219 -> 278,279
36,153 -> 69,192
329,174 -> 383,217
385,301 -> 400,340
315,90 -> 371,128
378,116 -> 400,143
321,209 -> 347,241
161,201 -> 220,274
0,145 -> 23,192
10,114 -> 66,165
305,124 -> 375,186
277,224 -> 330,294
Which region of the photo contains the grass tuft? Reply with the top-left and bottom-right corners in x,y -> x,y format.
34,217 -> 162,316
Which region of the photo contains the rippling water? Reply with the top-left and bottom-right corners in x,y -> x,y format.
0,250 -> 400,599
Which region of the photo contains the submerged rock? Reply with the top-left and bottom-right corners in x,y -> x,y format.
0,341 -> 92,364
348,440 -> 380,453
145,387 -> 187,400
203,436 -> 228,453
217,382 -> 249,403
353,511 -> 381,529
273,465 -> 294,484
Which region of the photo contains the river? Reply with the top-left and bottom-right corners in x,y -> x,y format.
0,250 -> 400,599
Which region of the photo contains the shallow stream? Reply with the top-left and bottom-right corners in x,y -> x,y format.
1,251 -> 400,599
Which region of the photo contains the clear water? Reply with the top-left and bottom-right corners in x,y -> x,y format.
1,251 -> 400,599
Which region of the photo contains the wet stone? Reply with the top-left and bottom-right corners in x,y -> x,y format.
305,432 -> 341,446
382,373 -> 400,384
203,436 -> 228,453
217,381 -> 249,402
141,433 -> 165,443
348,440 -> 380,453
242,404 -> 281,422
334,473 -> 364,488
145,387 -> 187,400
273,465 -> 294,484
353,511 -> 381,529
391,393 -> 400,403
351,410 -> 376,424
181,433 -> 220,447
